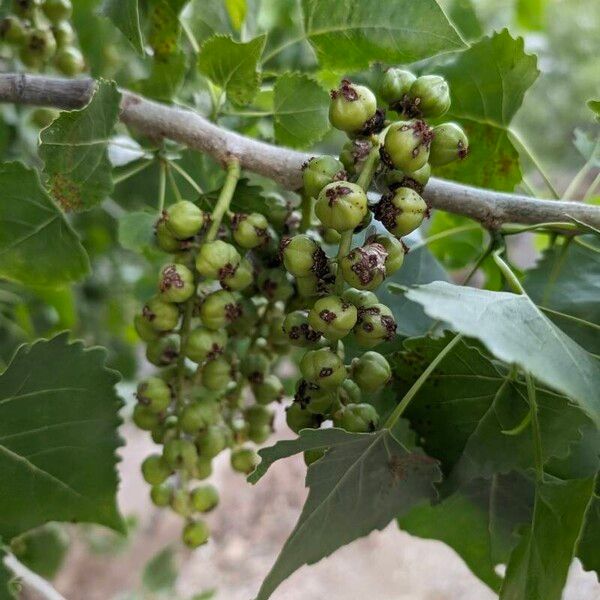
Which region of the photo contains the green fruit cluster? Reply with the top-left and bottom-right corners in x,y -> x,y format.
133,196 -> 294,547
0,1 -> 84,76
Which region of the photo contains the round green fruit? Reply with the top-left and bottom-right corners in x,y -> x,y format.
286,401 -> 321,433
383,120 -> 432,173
308,295 -> 357,341
158,263 -> 195,303
329,79 -> 377,134
341,288 -> 379,309
257,269 -> 294,303
296,379 -> 337,416
200,290 -> 241,330
145,334 -> 180,366
374,187 -> 428,237
185,327 -> 227,363
163,200 -> 204,239
281,234 -> 327,278
429,122 -> 469,167
42,0 -> 72,23
406,75 -> 451,119
230,447 -> 259,474
163,439 -> 198,471
302,155 -> 346,199
333,403 -> 379,432
52,21 -> 74,48
196,425 -> 229,458
133,404 -> 162,431
195,457 -> 213,480
170,489 -> 192,517
195,240 -> 240,280
339,378 -> 362,405
0,16 -> 25,45
202,356 -> 233,392
340,244 -> 387,291
191,485 -> 219,513
354,303 -> 397,348
380,68 -> 416,106
300,348 -> 346,389
54,46 -> 84,76
141,454 -> 171,485
351,351 -> 392,392
365,234 -> 406,275
315,182 -> 368,233
180,400 -> 220,433
142,296 -> 179,332
232,212 -> 269,248
155,220 -> 182,253
182,520 -> 209,548
385,163 -> 431,192
133,314 -> 159,342
150,484 -> 172,507
240,352 -> 270,382
136,377 -> 171,413
221,258 -> 253,292
282,310 -> 322,347
253,374 -> 284,405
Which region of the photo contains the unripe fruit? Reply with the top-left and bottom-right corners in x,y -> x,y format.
383,120 -> 432,173
136,377 -> 171,413
286,401 -> 321,433
240,352 -> 270,383
248,423 -> 272,444
245,405 -> 274,429
141,454 -> 171,485
13,0 -> 41,17
182,520 -> 209,548
159,263 -> 195,303
341,288 -> 379,309
333,403 -> 379,432
55,46 -> 84,76
221,258 -> 253,292
296,380 -> 337,416
384,163 -> 431,192
353,209 -> 373,234
231,297 -> 260,336
429,122 -> 469,166
200,290 -> 241,330
354,303 -> 397,348
308,295 -> 357,341
352,352 -> 392,392
340,244 -> 387,291
380,68 -> 416,106
22,28 -> 56,63
195,240 -> 241,280
300,348 -> 346,389
295,271 -> 334,298
134,314 -> 159,342
230,447 -> 259,474
366,234 -> 406,275
315,182 -> 368,233
155,220 -> 182,253
150,484 -> 172,507
42,0 -> 72,23
163,201 -> 204,239
202,356 -> 233,392
339,378 -> 362,405
232,212 -> 269,248
196,425 -> 228,458
257,269 -> 294,303
52,21 -> 74,48
281,234 -> 327,277
253,374 -> 284,405
180,400 -> 220,433
185,327 -> 227,363
146,334 -> 180,366
163,439 -> 198,470
170,488 -> 192,517
151,417 -> 178,444
133,404 -> 162,431
142,296 -> 179,332
195,457 -> 213,480
374,188 -> 428,237
302,155 -> 346,199
329,79 -> 377,134
191,485 -> 219,512
339,139 -> 372,176
406,75 -> 451,119
304,448 -> 325,466
0,16 -> 25,45
282,310 -> 322,347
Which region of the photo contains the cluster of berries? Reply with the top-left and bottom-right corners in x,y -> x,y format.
0,0 -> 84,75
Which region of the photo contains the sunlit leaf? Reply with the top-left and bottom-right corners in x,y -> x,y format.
100,0 -> 144,54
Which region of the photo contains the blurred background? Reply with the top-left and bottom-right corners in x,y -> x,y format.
1,0 -> 599,598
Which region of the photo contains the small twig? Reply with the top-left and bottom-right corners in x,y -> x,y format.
4,554 -> 68,600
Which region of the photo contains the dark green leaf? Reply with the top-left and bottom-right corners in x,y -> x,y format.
142,546 -> 177,592
40,81 -> 122,211
11,524 -> 69,580
500,477 -> 595,600
427,213 -> 484,269
301,0 -> 466,71
100,0 -> 144,54
273,73 -> 330,148
0,162 -> 90,288
250,427 -> 441,600
0,333 -> 125,540
406,282 -> 600,427
118,211 -> 157,252
198,35 -> 266,105
577,479 -> 600,579
525,239 -> 600,353
588,99 -> 600,121
138,52 -> 187,101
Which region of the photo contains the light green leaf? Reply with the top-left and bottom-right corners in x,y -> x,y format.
301,0 -> 465,71
440,0 -> 483,41
500,477 -> 595,600
272,73 -> 330,148
100,0 -> 144,55
427,212 -> 484,269
0,162 -> 90,288
588,99 -> 600,121
225,0 -> 246,30
250,427 -> 441,600
516,0 -> 547,31
118,211 -> 157,252
198,34 -> 266,105
405,282 -> 600,427
525,239 -> 600,354
142,547 -> 177,592
40,80 -> 122,211
434,30 -> 539,190
138,52 -> 187,102
0,333 -> 125,540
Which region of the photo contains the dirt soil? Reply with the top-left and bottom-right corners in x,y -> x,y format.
49,415 -> 599,600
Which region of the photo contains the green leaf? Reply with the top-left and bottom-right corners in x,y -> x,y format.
40,80 -> 122,211
301,0 -> 465,71
399,479 -> 503,592
0,162 -> 90,288
515,0 -> 547,30
100,0 -> 144,55
441,0 -> 483,41
434,30 -> 539,190
577,480 -> 600,579
0,333 -> 125,540
198,34 -> 266,105
142,546 -> 177,592
11,524 -> 69,580
118,211 -> 157,252
138,52 -> 187,101
427,213 -> 484,269
225,0 -> 246,30
588,99 -> 600,121
250,427 -> 441,600
392,335 -> 590,479
405,282 -> 600,427
272,73 -> 330,148
500,477 -> 595,600
525,240 -> 600,354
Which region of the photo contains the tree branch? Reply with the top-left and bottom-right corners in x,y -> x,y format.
1,73 -> 599,229
4,554 -> 67,600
